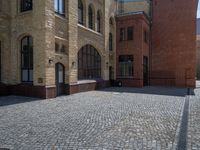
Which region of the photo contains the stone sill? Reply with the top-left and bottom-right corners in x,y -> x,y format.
55,14 -> 68,21
17,10 -> 33,17
70,79 -> 104,86
117,76 -> 134,79
78,24 -> 103,37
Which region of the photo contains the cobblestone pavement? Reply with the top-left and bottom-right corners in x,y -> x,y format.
0,87 -> 188,150
187,82 -> 200,150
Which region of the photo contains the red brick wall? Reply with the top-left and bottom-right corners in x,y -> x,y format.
151,0 -> 197,87
116,13 -> 150,87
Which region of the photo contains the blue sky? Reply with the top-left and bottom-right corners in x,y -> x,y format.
198,2 -> 200,18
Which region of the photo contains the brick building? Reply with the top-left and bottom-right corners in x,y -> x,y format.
0,0 -> 198,98
197,18 -> 200,79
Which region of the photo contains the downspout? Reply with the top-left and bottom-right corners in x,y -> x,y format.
149,0 -> 153,86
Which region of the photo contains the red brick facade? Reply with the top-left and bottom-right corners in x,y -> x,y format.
116,1 -> 197,88
116,13 -> 150,87
151,0 -> 197,87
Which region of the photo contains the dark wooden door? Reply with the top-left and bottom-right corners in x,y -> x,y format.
56,63 -> 65,96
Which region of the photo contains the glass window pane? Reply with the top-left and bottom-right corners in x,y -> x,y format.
55,0 -> 58,12
29,70 -> 33,82
21,36 -> 33,82
78,45 -> 101,80
22,69 -> 28,81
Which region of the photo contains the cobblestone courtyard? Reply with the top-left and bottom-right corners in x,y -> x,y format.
0,86 -> 199,150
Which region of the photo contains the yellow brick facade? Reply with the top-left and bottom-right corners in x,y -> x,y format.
0,0 -> 150,97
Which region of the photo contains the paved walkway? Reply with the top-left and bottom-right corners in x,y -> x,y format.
187,82 -> 200,150
0,86 -> 198,150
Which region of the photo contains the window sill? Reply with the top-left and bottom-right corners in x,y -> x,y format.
120,40 -> 134,42
20,82 -> 33,86
117,76 -> 134,79
78,24 -> 103,37
55,13 -> 67,21
70,79 -> 103,86
18,10 -> 33,16
55,51 -> 67,55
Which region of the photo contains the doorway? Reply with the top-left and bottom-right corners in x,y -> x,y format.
55,63 -> 65,96
143,56 -> 149,86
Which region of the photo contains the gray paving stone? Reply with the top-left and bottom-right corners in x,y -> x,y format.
187,83 -> 200,150
0,87 -> 187,149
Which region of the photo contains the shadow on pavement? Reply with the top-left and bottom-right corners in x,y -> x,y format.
0,96 -> 42,107
99,86 -> 188,97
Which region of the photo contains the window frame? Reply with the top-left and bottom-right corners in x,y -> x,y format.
55,0 -> 65,17
88,5 -> 94,30
119,55 -> 134,77
127,26 -> 134,41
20,0 -> 32,12
120,28 -> 126,41
21,36 -> 33,83
109,33 -> 113,51
55,43 -> 59,52
78,45 -> 101,80
97,10 -> 101,33
78,0 -> 84,25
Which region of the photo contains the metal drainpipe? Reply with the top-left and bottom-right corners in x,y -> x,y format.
149,0 -> 153,86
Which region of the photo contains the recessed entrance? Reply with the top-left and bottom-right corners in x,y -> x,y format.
55,63 -> 65,96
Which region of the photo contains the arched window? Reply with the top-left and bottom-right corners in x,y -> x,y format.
78,45 -> 101,80
88,5 -> 94,30
21,0 -> 32,12
109,33 -> 113,51
97,10 -> 101,33
78,0 -> 84,25
21,36 -> 33,82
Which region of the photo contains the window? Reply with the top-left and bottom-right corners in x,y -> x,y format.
88,5 -> 94,30
55,43 -> 66,53
97,10 -> 101,33
60,45 -> 66,53
120,28 -> 126,41
0,0 -> 2,12
55,0 -> 65,16
78,0 -> 84,25
109,33 -> 113,51
21,36 -> 33,83
127,27 -> 133,40
55,43 -> 59,52
21,0 -> 32,12
109,18 -> 113,25
144,30 -> 149,43
119,55 -> 133,77
78,45 -> 101,80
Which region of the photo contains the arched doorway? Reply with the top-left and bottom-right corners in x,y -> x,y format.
55,63 -> 65,96
78,45 -> 101,80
